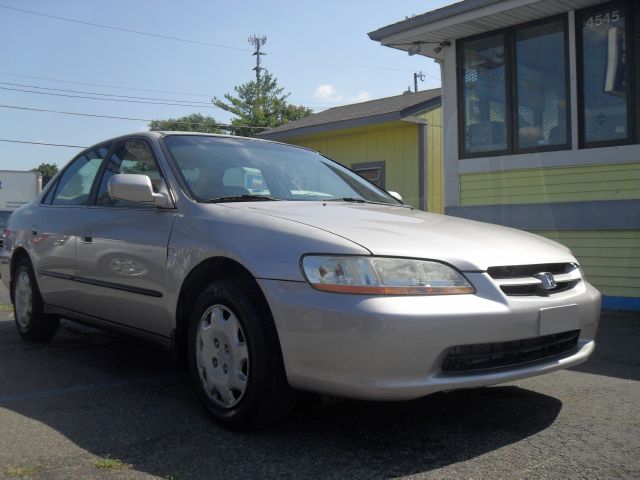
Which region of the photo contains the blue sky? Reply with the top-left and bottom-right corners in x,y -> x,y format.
0,0 -> 455,170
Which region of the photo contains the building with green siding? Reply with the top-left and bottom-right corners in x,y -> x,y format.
369,0 -> 640,310
258,89 -> 444,213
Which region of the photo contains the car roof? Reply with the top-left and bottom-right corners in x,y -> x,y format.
80,131 -> 317,155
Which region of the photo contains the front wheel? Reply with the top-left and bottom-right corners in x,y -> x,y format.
188,279 -> 295,429
12,258 -> 60,341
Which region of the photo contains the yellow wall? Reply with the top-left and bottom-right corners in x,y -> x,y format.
460,163 -> 640,206
423,108 -> 444,213
534,230 -> 640,298
282,112 -> 444,213
460,162 -> 640,300
292,122 -> 421,208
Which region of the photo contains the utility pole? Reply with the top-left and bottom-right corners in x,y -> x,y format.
413,71 -> 425,92
248,35 -> 267,86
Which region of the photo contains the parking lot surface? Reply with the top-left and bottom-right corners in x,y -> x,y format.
0,284 -> 638,479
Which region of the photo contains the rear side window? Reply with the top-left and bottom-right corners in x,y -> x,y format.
51,148 -> 107,206
95,140 -> 163,207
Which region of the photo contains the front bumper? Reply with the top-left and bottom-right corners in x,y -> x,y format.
258,272 -> 600,400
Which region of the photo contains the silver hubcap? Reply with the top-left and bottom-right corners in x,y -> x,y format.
14,270 -> 33,328
196,304 -> 249,409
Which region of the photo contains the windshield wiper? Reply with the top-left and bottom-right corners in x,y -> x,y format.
330,197 -> 413,208
202,194 -> 280,203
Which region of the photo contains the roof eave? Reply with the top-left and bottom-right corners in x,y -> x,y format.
368,0 -> 605,59
258,111 -> 402,140
258,94 -> 442,140
368,0 -> 503,41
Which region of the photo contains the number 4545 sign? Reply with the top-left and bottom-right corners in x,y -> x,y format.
584,10 -> 621,28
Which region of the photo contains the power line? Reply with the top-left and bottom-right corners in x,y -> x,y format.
0,85 -> 218,108
0,81 -> 214,106
0,4 -> 252,52
0,70 -> 214,98
0,138 -> 87,148
0,6 -> 441,80
0,78 -> 338,107
0,104 -> 267,130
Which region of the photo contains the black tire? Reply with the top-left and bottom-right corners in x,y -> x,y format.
188,279 -> 296,429
12,258 -> 60,342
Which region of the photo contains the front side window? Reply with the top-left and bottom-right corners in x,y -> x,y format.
578,3 -> 629,145
51,148 -> 107,206
95,140 -> 163,207
515,20 -> 568,149
163,135 -> 398,204
460,34 -> 508,155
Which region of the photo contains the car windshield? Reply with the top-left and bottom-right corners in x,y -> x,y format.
162,135 -> 400,204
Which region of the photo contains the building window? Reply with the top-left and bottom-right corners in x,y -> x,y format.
352,161 -> 385,188
458,17 -> 570,157
460,34 -> 508,154
577,1 -> 638,147
515,21 -> 569,149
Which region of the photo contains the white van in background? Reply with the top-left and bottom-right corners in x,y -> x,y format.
0,170 -> 42,231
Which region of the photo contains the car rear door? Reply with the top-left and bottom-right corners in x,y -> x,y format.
74,138 -> 177,338
32,146 -> 108,310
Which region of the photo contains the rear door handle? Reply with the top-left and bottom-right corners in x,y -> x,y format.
80,228 -> 93,244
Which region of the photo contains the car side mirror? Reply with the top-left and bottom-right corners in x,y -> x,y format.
387,191 -> 404,203
108,174 -> 173,208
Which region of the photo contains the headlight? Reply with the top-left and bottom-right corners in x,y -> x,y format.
301,255 -> 474,295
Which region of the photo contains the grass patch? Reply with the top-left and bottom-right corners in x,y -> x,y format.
94,456 -> 132,470
4,465 -> 39,477
0,303 -> 13,312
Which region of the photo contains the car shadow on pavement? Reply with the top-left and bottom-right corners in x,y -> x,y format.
0,319 -> 563,479
569,311 -> 640,381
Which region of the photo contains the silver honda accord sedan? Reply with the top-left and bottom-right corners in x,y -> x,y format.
0,132 -> 600,428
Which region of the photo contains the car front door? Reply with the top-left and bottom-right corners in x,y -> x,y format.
75,139 -> 177,338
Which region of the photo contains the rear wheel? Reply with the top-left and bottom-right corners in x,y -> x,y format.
12,258 -> 60,341
188,279 -> 295,429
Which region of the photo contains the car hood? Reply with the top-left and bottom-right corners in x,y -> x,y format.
221,202 -> 575,271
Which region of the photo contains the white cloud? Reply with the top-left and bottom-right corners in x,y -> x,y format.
312,85 -> 371,106
347,91 -> 371,103
313,84 -> 339,100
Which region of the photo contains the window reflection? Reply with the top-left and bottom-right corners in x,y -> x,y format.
516,21 -> 568,149
462,35 -> 507,154
580,5 -> 628,144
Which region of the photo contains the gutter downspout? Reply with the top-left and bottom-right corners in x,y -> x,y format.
418,124 -> 427,211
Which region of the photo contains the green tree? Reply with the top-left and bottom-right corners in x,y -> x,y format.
213,72 -> 313,137
32,162 -> 59,187
148,113 -> 225,134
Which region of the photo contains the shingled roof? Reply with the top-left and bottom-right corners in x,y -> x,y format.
258,88 -> 441,140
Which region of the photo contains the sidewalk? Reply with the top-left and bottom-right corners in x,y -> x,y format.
0,283 -> 13,322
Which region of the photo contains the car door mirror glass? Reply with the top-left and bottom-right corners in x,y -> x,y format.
388,191 -> 404,203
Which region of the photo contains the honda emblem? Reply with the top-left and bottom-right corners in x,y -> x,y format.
534,272 -> 557,290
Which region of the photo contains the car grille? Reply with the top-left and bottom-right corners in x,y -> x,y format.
487,263 -> 581,296
441,330 -> 580,373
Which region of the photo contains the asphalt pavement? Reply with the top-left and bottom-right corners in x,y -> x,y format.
0,284 -> 638,479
